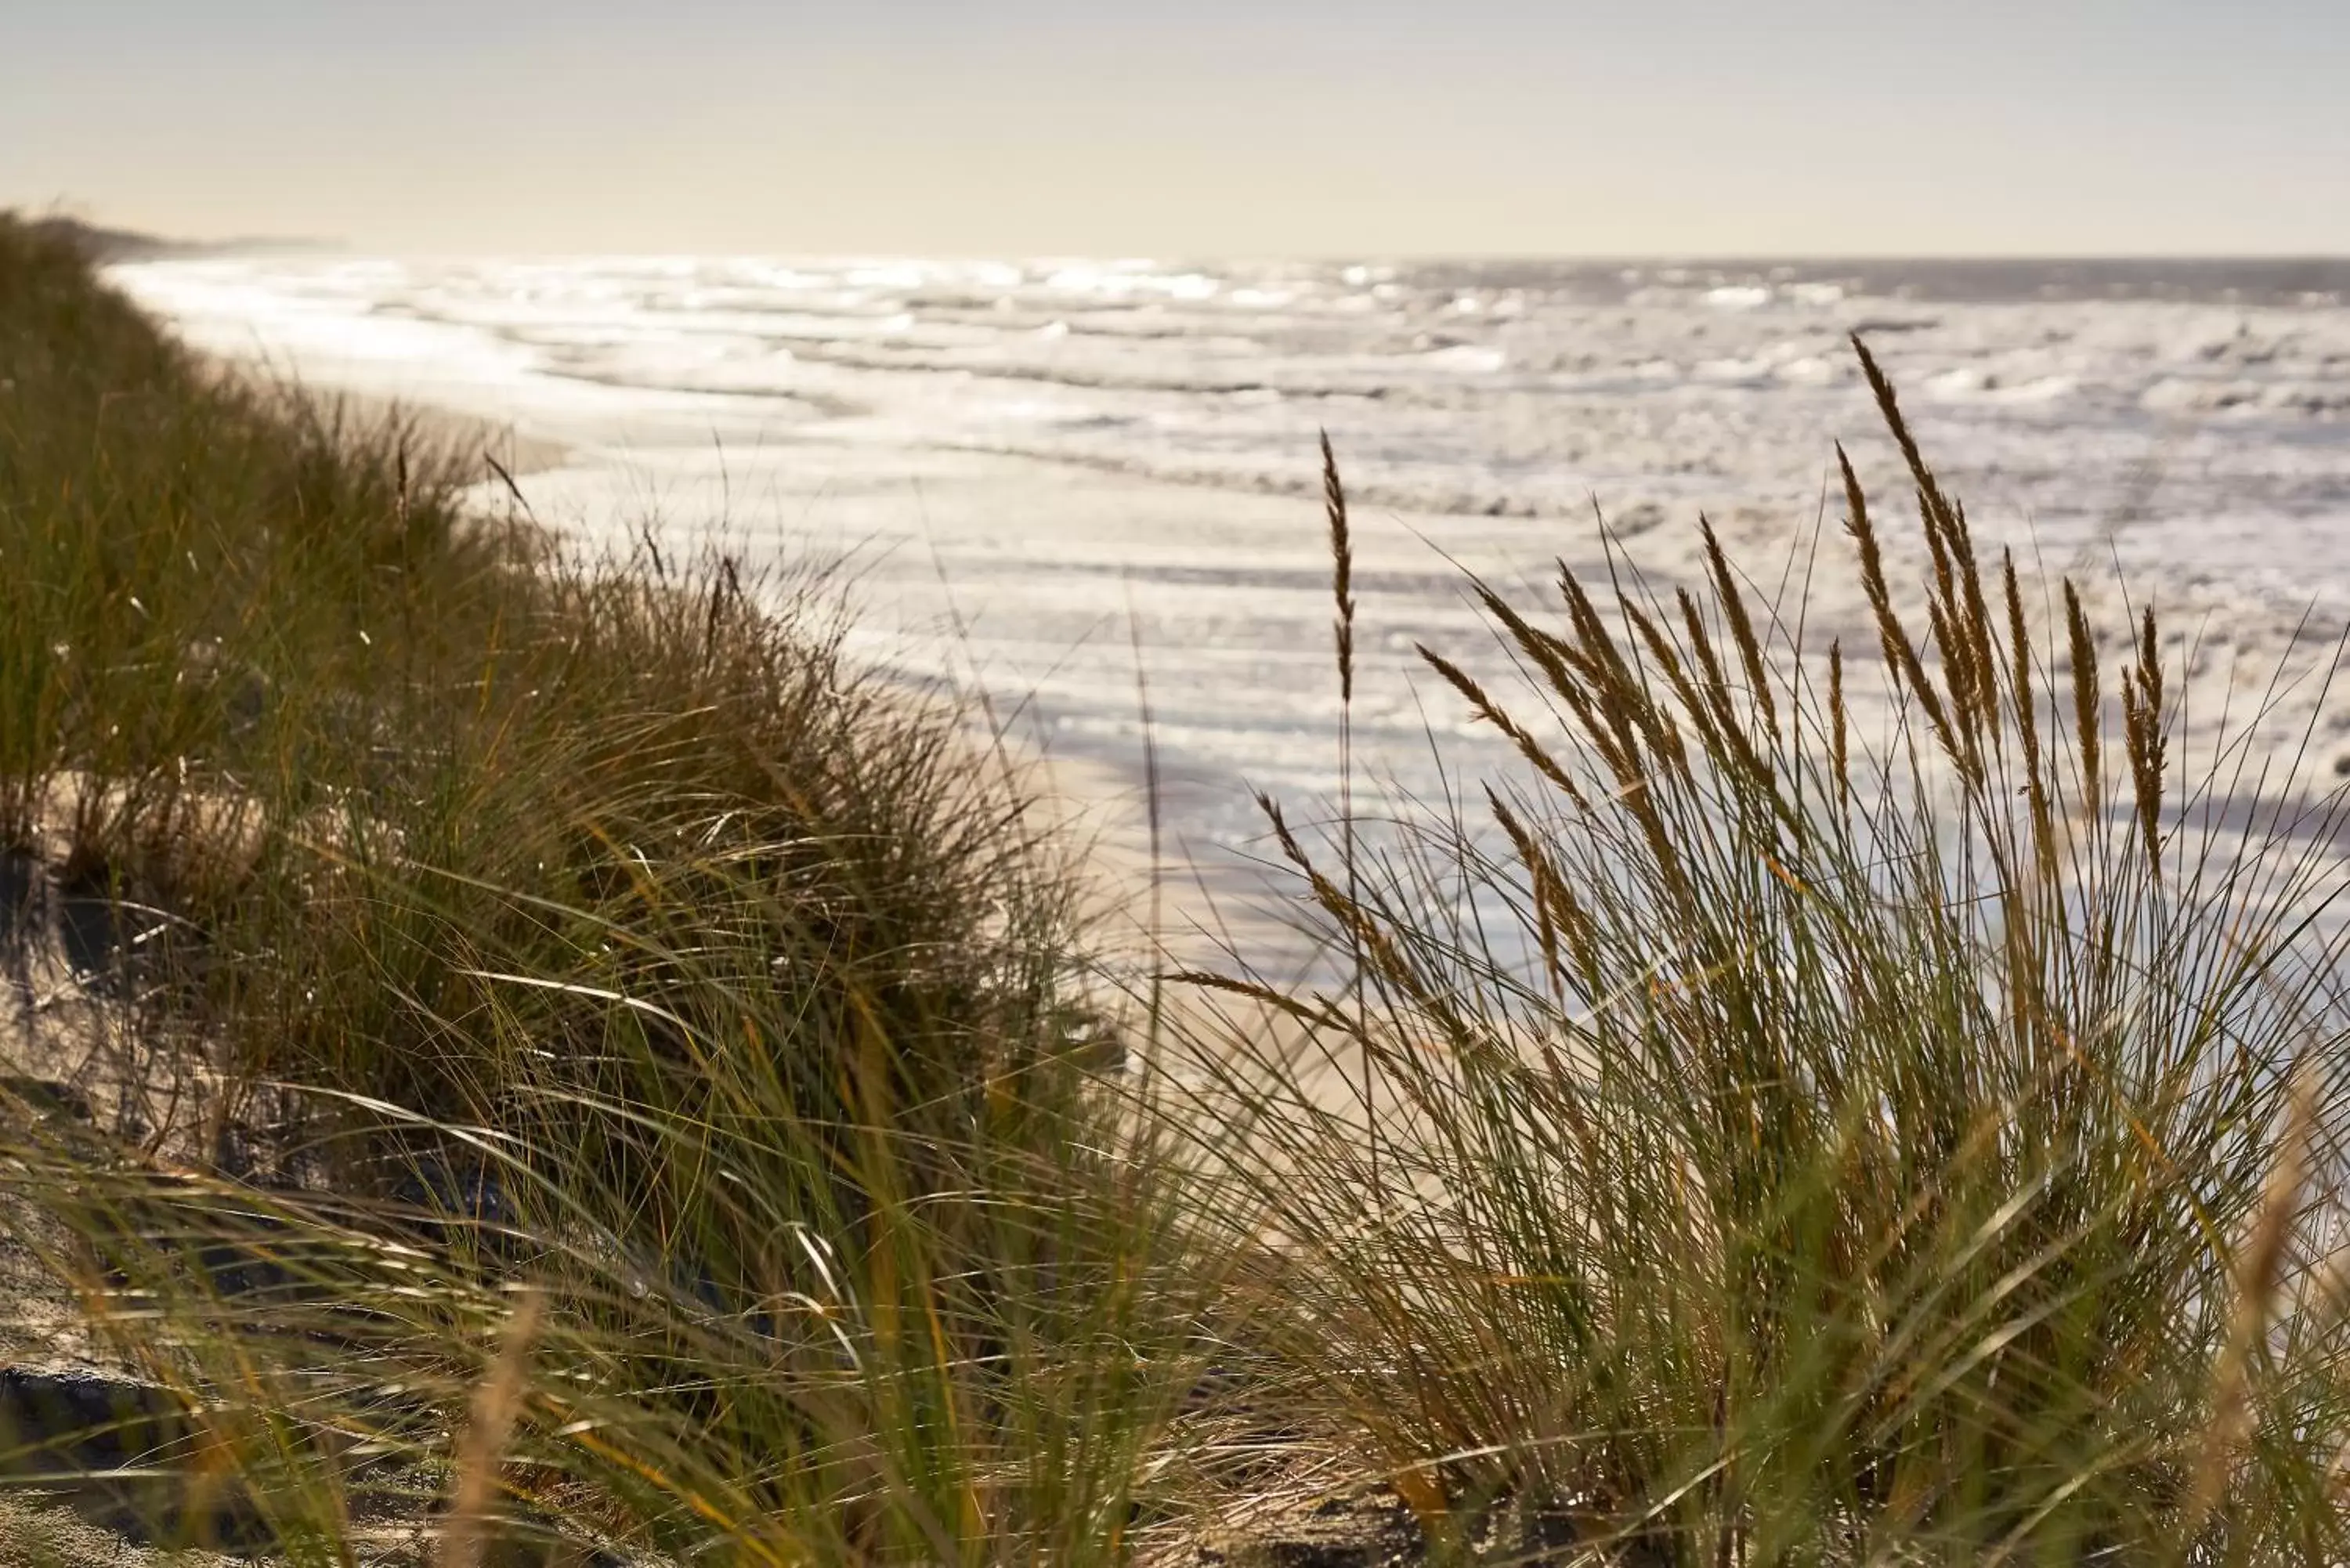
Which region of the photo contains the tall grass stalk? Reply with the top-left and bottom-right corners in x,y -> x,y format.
1322,429 -> 1378,1197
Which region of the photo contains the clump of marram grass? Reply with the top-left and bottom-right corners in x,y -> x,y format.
0,214 -> 1222,1563
0,209 -> 1092,1191
1176,338 -> 2350,1563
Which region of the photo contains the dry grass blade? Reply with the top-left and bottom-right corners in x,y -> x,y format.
1828,638 -> 1849,816
442,1289 -> 548,1568
2183,1066 -> 2317,1536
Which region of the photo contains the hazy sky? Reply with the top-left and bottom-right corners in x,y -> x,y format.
6,1 -> 2347,257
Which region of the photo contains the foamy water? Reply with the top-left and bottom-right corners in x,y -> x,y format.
109,255 -> 2350,943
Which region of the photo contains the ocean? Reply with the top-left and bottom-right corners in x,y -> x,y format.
108,254 -> 2350,947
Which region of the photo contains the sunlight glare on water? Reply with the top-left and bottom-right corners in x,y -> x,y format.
112,254 -> 2350,937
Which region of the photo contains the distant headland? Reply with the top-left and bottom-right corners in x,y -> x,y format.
16,213 -> 330,262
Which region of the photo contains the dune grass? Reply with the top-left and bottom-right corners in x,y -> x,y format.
1179,351 -> 2350,1563
0,213 -> 1209,1564
5,215 -> 2350,1566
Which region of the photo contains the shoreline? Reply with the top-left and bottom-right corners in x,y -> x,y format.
182,317 -> 1327,972
212,364 -> 573,484
194,349 -> 1298,980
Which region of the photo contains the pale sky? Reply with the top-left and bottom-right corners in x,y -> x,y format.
5,1 -> 2347,257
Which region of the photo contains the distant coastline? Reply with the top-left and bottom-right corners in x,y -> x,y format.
21,213 -> 330,263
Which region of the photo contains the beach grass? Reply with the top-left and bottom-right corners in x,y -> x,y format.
5,212 -> 2350,1565
0,212 -> 1212,1565
1177,345 -> 2350,1563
